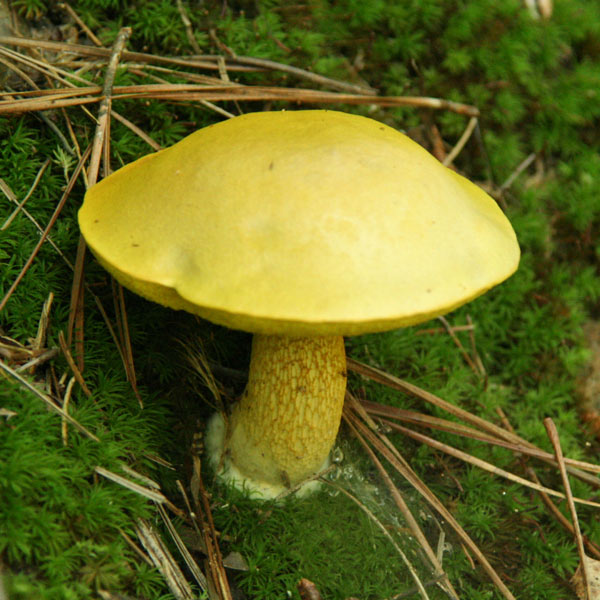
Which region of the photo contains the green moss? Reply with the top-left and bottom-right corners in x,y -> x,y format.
3,0 -> 600,598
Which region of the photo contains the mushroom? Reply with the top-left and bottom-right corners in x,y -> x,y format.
78,110 -> 520,498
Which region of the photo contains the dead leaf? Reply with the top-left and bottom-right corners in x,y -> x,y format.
572,556 -> 600,599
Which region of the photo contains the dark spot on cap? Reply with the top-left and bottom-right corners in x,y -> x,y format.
269,161 -> 274,170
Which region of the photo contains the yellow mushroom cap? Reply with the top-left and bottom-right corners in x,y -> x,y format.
79,110 -> 520,336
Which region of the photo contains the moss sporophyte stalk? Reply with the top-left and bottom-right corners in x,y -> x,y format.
78,109 -> 519,499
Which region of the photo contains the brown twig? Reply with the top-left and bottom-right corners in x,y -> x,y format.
88,28 -> 131,185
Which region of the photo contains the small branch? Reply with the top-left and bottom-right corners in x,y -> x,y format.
88,27 -> 131,186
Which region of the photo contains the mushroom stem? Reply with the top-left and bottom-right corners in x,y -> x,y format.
227,334 -> 347,494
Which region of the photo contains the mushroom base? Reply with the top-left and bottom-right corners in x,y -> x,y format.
206,334 -> 347,499
205,412 -> 329,499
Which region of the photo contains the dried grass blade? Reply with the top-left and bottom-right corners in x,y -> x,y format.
94,466 -> 167,504
176,0 -> 202,54
526,467 -> 600,560
363,399 -> 600,475
190,455 -> 232,600
58,2 -> 104,47
0,83 -> 480,117
0,144 -> 90,313
323,479 -> 432,600
67,236 -> 86,371
345,395 -> 459,599
348,358 -> 525,444
13,348 -> 58,373
136,518 -> 195,600
437,315 -> 481,376
224,54 -> 376,95
466,315 -> 486,379
351,361 -> 600,486
363,400 -> 498,440
0,359 -> 99,441
112,110 -> 162,150
385,418 -> 600,508
33,292 -> 54,353
0,35 -> 250,74
157,503 -> 209,593
1,158 -> 50,230
61,376 -> 76,446
113,281 -> 143,408
443,116 -> 478,167
58,330 -> 91,397
0,95 -> 99,113
344,406 -> 516,600
544,418 -> 592,600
